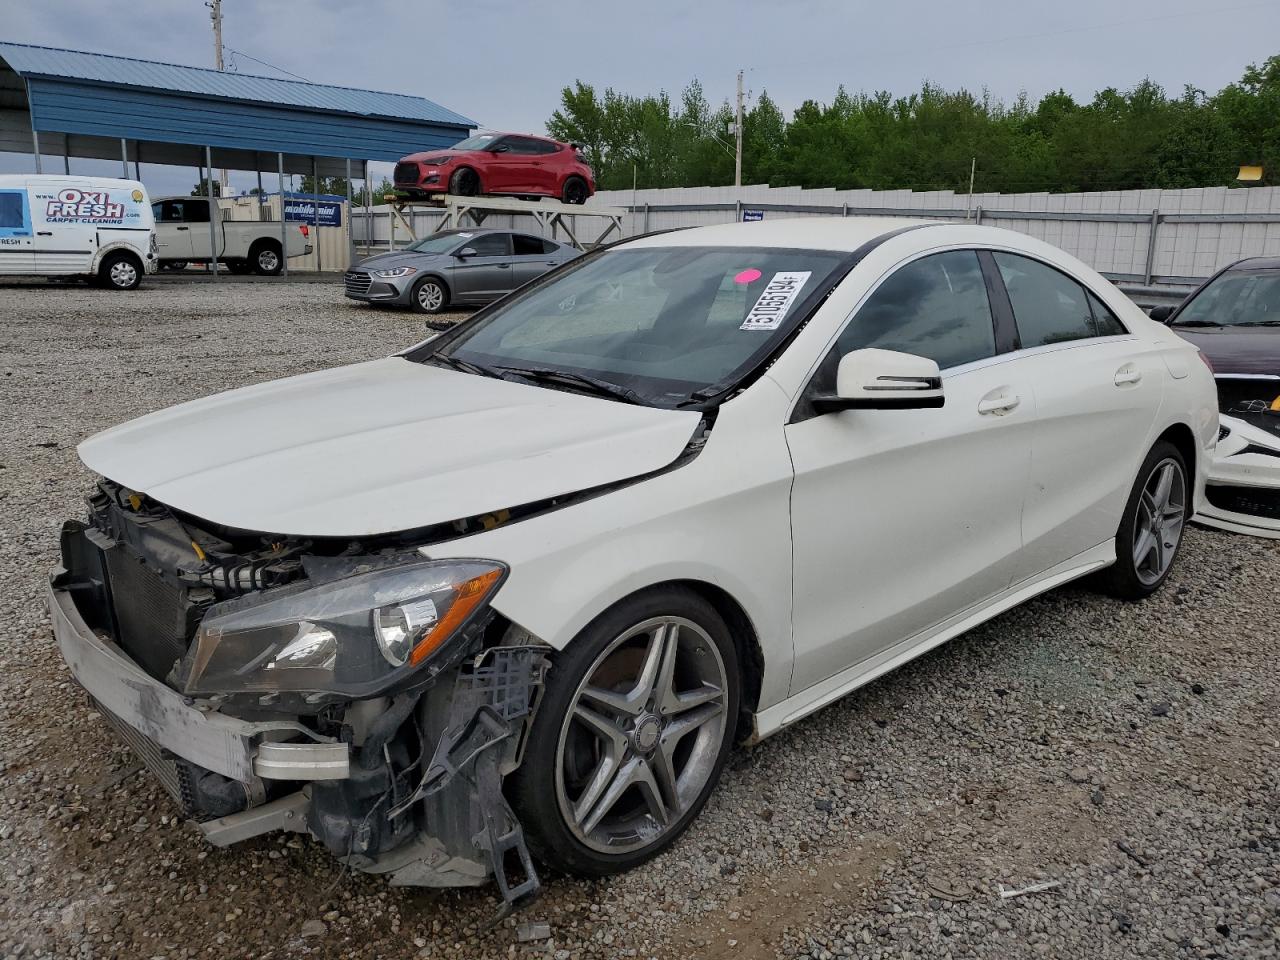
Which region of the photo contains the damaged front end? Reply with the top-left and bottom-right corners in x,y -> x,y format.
1197,414 -> 1280,539
50,481 -> 549,913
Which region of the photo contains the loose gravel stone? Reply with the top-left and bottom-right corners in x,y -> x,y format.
1,275 -> 1277,959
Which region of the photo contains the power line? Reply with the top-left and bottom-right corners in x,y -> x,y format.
223,45 -> 311,83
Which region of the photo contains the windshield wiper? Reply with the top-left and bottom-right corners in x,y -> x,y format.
1171,320 -> 1222,328
425,352 -> 502,378
495,365 -> 647,405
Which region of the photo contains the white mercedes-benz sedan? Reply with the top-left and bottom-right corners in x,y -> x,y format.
50,217 -> 1218,908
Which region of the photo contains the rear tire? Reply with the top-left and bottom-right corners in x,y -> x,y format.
562,176 -> 588,205
509,586 -> 739,877
98,252 -> 142,290
250,242 -> 283,276
409,275 -> 448,314
448,167 -> 480,197
1095,440 -> 1189,599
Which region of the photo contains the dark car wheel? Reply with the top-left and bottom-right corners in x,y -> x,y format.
410,276 -> 448,314
448,167 -> 480,197
509,586 -> 740,877
1095,440 -> 1189,599
562,176 -> 589,205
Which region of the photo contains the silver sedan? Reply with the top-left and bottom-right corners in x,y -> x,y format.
343,228 -> 580,314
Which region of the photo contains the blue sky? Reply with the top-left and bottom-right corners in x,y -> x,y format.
4,0 -> 1279,195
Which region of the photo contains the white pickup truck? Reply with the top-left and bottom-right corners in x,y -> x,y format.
151,197 -> 311,275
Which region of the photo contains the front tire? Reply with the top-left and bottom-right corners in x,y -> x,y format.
1096,440 -> 1189,599
409,275 -> 448,314
510,586 -> 739,877
448,167 -> 480,197
98,252 -> 142,290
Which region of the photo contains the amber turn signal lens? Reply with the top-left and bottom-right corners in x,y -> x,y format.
408,568 -> 503,666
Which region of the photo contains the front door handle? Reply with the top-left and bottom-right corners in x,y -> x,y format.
978,394 -> 1021,416
1114,364 -> 1142,386
36,230 -> 52,236
175,226 -> 189,231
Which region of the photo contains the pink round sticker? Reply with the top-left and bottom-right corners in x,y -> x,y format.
734,268 -> 762,284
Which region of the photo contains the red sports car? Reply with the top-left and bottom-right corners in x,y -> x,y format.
394,133 -> 596,204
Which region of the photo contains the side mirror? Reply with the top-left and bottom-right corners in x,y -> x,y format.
1148,304 -> 1176,323
490,144 -> 510,153
455,247 -> 478,259
812,348 -> 944,413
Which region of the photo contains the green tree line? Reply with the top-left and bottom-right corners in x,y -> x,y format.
546,54 -> 1280,194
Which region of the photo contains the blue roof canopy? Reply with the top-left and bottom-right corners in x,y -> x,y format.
0,41 -> 475,168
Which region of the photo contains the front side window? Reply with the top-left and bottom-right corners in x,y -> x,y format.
1175,272 -> 1280,328
837,250 -> 996,369
464,233 -> 511,257
415,246 -> 848,406
0,190 -> 28,231
994,252 -> 1095,347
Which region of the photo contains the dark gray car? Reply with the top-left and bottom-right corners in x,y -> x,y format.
343,228 -> 580,314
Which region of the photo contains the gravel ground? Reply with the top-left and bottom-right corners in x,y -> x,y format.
0,276 -> 1277,960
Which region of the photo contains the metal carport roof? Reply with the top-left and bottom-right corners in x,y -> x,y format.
0,41 -> 475,176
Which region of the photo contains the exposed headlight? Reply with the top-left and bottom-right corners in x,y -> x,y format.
181,560 -> 505,698
374,266 -> 417,279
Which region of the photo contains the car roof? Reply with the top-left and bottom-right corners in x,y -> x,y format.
618,216 -> 939,252
1226,257 -> 1280,272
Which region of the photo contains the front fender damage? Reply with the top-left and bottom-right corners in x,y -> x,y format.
199,644 -> 549,914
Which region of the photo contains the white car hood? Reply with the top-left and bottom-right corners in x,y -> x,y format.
78,357 -> 701,537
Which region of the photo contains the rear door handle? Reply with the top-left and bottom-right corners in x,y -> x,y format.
978,394 -> 1021,415
175,226 -> 189,231
1114,364 -> 1142,386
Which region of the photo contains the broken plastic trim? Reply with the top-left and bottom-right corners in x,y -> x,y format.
390,645 -> 549,915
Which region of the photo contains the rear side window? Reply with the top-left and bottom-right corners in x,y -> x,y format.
994,253 -> 1096,347
513,234 -> 547,256
837,250 -> 997,369
1086,290 -> 1128,336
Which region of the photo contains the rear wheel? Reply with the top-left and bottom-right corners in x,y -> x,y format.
409,275 -> 448,314
1095,440 -> 1189,599
562,176 -> 589,205
251,242 -> 283,276
510,587 -> 739,877
98,252 -> 142,290
448,167 -> 480,197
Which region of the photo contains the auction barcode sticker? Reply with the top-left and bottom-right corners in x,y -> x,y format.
741,271 -> 812,331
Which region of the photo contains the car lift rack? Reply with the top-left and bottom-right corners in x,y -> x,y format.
384,193 -> 626,252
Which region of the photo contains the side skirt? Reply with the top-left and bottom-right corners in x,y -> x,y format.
750,541 -> 1115,741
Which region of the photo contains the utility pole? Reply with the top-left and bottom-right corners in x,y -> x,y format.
734,69 -> 744,189
209,0 -> 229,197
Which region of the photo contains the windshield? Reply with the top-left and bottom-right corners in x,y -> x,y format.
1176,272 -> 1280,327
451,134 -> 499,151
412,246 -> 848,407
405,230 -> 471,254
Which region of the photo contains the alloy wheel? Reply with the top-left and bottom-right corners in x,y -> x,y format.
109,260 -> 137,288
1132,457 -> 1186,586
554,616 -> 728,855
417,281 -> 444,312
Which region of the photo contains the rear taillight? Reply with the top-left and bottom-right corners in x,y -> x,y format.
299,224 -> 310,238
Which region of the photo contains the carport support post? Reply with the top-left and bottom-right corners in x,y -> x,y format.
205,146 -> 219,281
312,156 -> 321,273
363,160 -> 371,256
345,157 -> 354,269
278,152 -> 288,279
1144,210 -> 1160,286
120,139 -> 128,177
25,80 -> 42,173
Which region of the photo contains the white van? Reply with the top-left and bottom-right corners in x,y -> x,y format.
0,175 -> 157,289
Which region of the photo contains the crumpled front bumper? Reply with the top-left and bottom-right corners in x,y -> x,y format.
50,576 -> 548,910
1195,414 -> 1280,539
49,578 -> 348,784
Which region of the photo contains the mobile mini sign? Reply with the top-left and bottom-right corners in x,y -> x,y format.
280,197 -> 343,228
